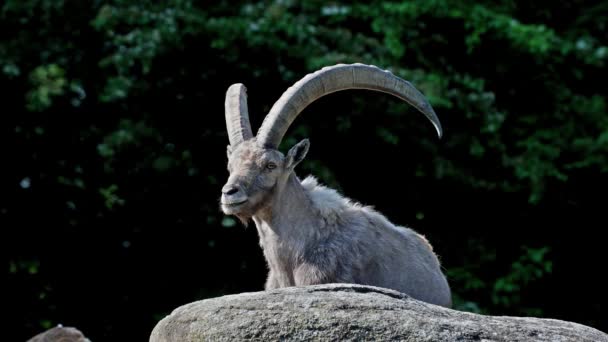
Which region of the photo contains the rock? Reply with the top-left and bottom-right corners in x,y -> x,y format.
150,284 -> 608,341
27,326 -> 89,342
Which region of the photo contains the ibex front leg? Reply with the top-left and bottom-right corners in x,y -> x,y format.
264,270 -> 280,290
294,260 -> 336,286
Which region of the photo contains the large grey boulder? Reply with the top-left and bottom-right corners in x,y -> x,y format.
150,284 -> 607,341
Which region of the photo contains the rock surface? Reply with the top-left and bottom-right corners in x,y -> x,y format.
27,326 -> 89,342
150,284 -> 608,341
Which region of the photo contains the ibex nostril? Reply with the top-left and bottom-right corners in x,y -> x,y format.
223,186 -> 239,195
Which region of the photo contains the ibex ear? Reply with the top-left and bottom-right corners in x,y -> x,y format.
227,145 -> 233,159
285,139 -> 310,170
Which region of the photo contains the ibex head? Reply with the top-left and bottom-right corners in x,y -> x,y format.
221,137 -> 309,220
220,64 -> 442,220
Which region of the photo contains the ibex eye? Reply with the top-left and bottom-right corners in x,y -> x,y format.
266,163 -> 277,170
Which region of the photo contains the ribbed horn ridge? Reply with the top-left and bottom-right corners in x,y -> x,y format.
256,63 -> 443,149
225,83 -> 253,146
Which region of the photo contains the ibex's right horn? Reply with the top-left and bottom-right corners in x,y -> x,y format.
256,63 -> 443,149
225,83 -> 253,146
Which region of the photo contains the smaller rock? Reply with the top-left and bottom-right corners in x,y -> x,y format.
27,326 -> 89,342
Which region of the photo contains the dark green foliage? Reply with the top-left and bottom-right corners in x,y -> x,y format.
3,0 -> 607,340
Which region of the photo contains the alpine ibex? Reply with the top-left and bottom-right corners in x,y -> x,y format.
220,63 -> 451,307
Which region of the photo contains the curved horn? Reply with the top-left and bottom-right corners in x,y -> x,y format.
225,83 -> 253,146
256,63 -> 443,149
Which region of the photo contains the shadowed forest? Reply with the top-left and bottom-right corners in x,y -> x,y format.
4,0 -> 607,340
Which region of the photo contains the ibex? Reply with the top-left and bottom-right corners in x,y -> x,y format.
220,63 -> 451,307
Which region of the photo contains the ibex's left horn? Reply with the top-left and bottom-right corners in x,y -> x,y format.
225,83 -> 253,146
256,63 -> 443,149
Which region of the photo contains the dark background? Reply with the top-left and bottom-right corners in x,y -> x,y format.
3,0 -> 607,340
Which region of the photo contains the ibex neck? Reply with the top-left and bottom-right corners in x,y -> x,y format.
252,173 -> 317,242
